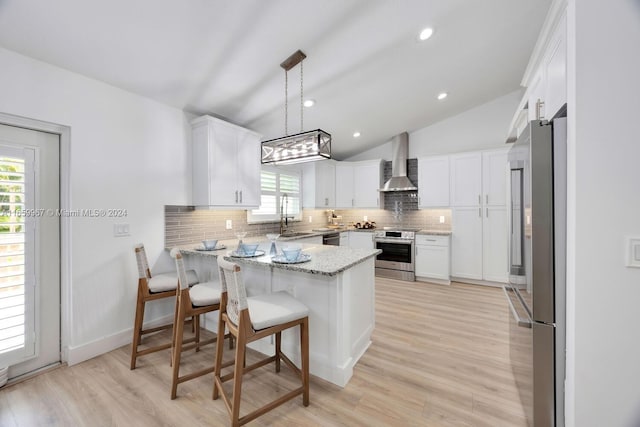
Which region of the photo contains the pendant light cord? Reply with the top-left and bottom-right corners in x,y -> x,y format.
283,55 -> 305,136
300,59 -> 304,133
284,70 -> 288,136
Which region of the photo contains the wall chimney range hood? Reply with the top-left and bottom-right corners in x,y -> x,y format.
379,132 -> 418,192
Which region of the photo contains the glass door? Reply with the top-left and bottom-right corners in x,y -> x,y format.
0,146 -> 36,366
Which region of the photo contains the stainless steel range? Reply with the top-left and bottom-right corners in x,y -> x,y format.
373,227 -> 418,281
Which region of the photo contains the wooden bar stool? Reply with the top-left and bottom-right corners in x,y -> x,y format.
213,258 -> 310,427
130,243 -> 199,370
169,248 -> 233,400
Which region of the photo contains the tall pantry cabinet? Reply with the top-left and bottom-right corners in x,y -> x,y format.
450,148 -> 509,283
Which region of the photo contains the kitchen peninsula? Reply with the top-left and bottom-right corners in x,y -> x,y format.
179,241 -> 380,387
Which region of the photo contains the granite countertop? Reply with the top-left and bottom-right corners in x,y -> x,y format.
178,239 -> 381,277
417,229 -> 452,236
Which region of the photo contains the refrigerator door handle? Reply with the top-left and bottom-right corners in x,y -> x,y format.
503,286 -> 531,328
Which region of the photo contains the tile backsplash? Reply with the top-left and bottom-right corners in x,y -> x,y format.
165,205 -> 452,248
165,206 -> 333,248
382,159 -> 419,211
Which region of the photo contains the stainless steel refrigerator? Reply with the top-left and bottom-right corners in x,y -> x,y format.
504,118 -> 566,427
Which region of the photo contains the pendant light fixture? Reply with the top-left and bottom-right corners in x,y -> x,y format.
261,50 -> 331,165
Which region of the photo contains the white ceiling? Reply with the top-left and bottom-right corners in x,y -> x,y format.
0,0 -> 550,159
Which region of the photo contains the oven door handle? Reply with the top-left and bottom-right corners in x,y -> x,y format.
374,239 -> 413,245
502,286 -> 531,328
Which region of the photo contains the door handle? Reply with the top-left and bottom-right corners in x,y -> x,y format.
478,208 -> 481,217
486,208 -> 488,217
503,286 -> 531,328
235,190 -> 238,203
478,194 -> 481,204
239,190 -> 243,203
486,194 -> 489,204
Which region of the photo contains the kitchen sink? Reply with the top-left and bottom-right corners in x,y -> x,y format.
280,231 -> 316,238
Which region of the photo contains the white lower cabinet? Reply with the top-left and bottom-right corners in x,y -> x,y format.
348,231 -> 374,250
415,235 -> 450,284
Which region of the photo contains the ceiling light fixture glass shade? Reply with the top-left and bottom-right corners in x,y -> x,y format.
261,49 -> 331,165
261,129 -> 331,165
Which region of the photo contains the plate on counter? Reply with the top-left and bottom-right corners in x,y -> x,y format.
271,253 -> 312,264
195,245 -> 227,251
228,250 -> 265,258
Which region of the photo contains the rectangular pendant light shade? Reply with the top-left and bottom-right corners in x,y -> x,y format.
261,129 -> 331,165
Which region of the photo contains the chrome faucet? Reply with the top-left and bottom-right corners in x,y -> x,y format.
279,193 -> 289,235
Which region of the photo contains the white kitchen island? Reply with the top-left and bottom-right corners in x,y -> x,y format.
179,242 -> 380,387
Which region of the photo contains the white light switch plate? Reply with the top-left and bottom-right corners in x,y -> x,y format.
226,219 -> 232,230
114,223 -> 130,237
625,237 -> 640,268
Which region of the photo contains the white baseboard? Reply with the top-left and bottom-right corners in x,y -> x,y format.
66,314 -> 174,366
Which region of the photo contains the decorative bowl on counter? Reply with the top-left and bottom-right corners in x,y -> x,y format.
202,239 -> 218,250
239,243 -> 259,256
281,244 -> 302,262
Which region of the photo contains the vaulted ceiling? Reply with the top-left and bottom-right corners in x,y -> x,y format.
0,0 -> 550,158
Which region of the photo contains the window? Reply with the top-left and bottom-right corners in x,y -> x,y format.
247,168 -> 301,223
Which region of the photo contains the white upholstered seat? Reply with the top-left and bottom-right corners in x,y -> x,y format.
247,291 -> 309,330
148,270 -> 198,293
189,282 -> 221,306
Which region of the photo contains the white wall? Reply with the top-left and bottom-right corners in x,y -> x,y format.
567,0 -> 640,425
346,90 -> 522,161
0,47 -> 192,363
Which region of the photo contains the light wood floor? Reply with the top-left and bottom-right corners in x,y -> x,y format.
0,279 -> 526,426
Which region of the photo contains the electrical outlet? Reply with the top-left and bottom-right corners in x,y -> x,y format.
308,216 -> 313,223
439,215 -> 445,224
363,215 -> 368,221
226,219 -> 232,230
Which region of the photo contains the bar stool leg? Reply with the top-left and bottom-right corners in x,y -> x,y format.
275,331 -> 281,373
301,318 -> 310,406
231,328 -> 247,427
130,290 -> 145,370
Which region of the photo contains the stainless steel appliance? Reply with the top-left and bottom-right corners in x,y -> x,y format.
378,132 -> 418,192
322,232 -> 340,246
504,118 -> 566,427
373,228 -> 417,281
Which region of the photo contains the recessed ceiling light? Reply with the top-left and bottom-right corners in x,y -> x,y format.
418,27 -> 434,41
353,132 -> 361,138
437,92 -> 448,100
303,99 -> 315,108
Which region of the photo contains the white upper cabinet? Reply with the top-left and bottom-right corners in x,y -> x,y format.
335,163 -> 355,208
353,160 -> 382,208
418,155 -> 450,208
508,5 -> 567,139
449,152 -> 483,207
542,9 -> 567,120
333,159 -> 382,209
481,149 -> 508,206
191,115 -> 262,208
302,161 -> 336,208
